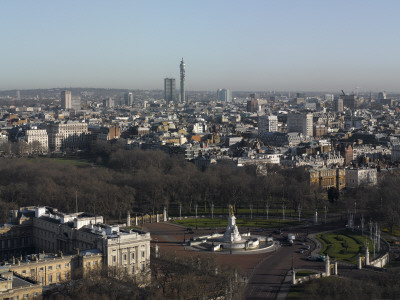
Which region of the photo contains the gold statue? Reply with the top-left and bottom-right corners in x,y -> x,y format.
229,205 -> 234,216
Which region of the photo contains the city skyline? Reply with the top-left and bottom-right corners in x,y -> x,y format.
2,1 -> 400,92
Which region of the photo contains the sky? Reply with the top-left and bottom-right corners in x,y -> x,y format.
1,0 -> 400,92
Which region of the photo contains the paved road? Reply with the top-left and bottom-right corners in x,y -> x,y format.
245,234 -> 324,300
144,221 -> 347,300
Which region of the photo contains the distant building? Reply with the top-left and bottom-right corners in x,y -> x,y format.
262,132 -> 304,147
192,123 -> 207,134
258,115 -> 278,140
217,89 -> 232,102
61,90 -> 72,110
340,94 -> 357,110
247,99 -> 259,113
391,144 -> 400,162
314,124 -> 328,138
309,168 -> 346,191
0,133 -> 8,145
103,97 -> 114,108
334,98 -> 344,112
378,91 -> 387,103
47,121 -> 89,152
296,92 -> 306,98
124,92 -> 134,106
92,125 -> 120,141
71,96 -> 81,111
164,78 -> 176,105
287,112 -> 313,137
345,168 -> 377,188
25,128 -> 48,153
338,144 -> 353,166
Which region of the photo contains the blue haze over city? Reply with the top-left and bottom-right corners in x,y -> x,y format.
2,0 -> 400,92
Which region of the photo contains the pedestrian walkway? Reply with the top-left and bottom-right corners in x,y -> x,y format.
276,271 -> 292,300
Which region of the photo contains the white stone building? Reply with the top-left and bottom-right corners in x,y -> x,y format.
22,206 -> 151,278
345,168 -> 377,188
25,129 -> 48,153
192,123 -> 208,134
47,121 -> 89,152
0,133 -> 8,145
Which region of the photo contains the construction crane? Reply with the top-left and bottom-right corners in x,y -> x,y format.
341,90 -> 346,96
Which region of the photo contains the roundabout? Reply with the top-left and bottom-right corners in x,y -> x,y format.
185,205 -> 276,253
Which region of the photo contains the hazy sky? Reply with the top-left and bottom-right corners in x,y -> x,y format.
2,1 -> 400,92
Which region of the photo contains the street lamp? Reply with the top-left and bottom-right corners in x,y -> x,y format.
195,203 -> 198,230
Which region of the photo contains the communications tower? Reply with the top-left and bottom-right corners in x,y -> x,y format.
180,58 -> 185,104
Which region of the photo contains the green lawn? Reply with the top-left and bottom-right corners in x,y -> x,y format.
382,227 -> 400,237
50,157 -> 92,167
168,207 -> 317,219
172,217 -> 306,229
317,230 -> 374,264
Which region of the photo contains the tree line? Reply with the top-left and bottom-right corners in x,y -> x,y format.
0,140 -> 398,233
0,146 -> 313,223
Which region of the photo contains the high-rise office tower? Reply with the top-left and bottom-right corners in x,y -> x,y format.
258,115 -> 278,138
378,91 -> 387,103
334,98 -> 344,112
124,92 -> 133,106
61,90 -> 72,110
217,89 -> 232,102
164,78 -> 176,105
247,99 -> 259,112
287,112 -> 313,137
180,58 -> 185,104
71,96 -> 81,111
340,94 -> 357,110
103,97 -> 114,108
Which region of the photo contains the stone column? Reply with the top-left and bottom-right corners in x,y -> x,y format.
358,256 -> 362,269
334,261 -> 338,275
163,207 -> 167,222
325,255 -> 330,276
127,212 -> 131,227
135,214 -> 138,226
314,209 -> 318,224
156,213 -> 159,223
292,270 -> 296,285
365,247 -> 370,266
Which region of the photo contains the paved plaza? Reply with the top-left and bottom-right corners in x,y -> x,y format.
143,222 -> 328,299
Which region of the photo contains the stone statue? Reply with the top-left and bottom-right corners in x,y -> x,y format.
223,204 -> 241,242
229,205 -> 234,216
